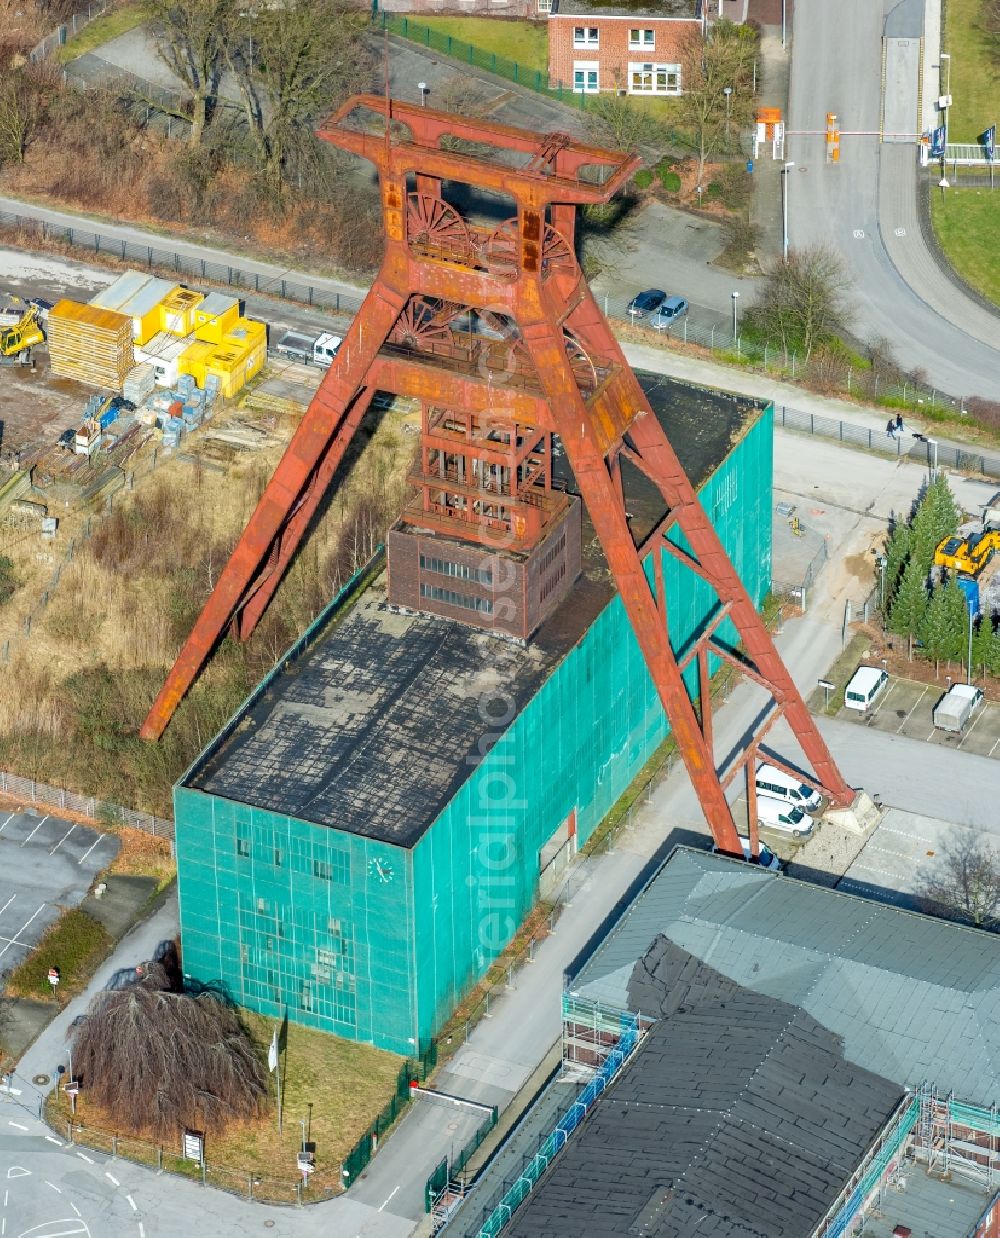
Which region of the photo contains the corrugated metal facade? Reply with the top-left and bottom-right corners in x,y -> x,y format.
174,405 -> 773,1055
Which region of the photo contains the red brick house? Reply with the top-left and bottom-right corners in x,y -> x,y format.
547,0 -> 701,96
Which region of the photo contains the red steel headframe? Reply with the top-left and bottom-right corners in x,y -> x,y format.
140,96 -> 853,854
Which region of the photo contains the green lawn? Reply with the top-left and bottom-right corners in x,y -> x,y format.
6,909 -> 111,1002
410,16 -> 549,73
943,0 -> 1000,142
931,186 -> 1000,307
57,0 -> 152,64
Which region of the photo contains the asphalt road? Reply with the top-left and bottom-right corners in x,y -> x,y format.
787,0 -> 1000,400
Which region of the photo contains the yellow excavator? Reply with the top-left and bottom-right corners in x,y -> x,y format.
0,303 -> 45,364
934,529 -> 1000,576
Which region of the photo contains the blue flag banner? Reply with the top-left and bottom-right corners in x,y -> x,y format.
983,126 -> 996,161
930,126 -> 946,158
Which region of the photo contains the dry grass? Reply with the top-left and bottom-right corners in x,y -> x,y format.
0,401 -> 414,815
105,827 -> 174,888
6,908 -> 111,1003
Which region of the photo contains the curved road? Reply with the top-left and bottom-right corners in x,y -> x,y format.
787,0 -> 1000,401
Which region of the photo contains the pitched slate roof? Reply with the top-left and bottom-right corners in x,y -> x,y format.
507,941 -> 904,1238
572,848 -> 1000,1103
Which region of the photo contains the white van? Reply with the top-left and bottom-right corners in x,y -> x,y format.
755,763 -> 822,812
757,795 -> 814,838
844,666 -> 889,713
313,332 -> 342,368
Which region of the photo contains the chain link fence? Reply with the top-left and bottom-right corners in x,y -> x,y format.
28,0 -> 110,63
0,770 -> 173,840
0,209 -> 364,318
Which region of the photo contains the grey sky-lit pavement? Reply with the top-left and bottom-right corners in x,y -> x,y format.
787,0 -> 1000,399
0,809 -> 117,974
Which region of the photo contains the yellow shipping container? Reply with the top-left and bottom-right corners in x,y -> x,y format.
192,292 -> 240,344
178,339 -> 215,388
204,318 -> 267,399
159,287 -> 205,337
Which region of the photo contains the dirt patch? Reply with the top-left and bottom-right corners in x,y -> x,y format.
0,355 -> 93,458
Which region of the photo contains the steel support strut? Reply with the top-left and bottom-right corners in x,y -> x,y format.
141,94 -> 852,860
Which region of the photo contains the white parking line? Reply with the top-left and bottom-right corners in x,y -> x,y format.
45,1135 -> 63,1146
7,1121 -> 27,1131
75,1151 -> 95,1165
0,904 -> 48,960
49,823 -> 77,855
45,1180 -> 62,1193
105,1172 -> 119,1187
958,702 -> 988,749
70,1202 -> 82,1218
0,894 -> 16,920
896,686 -> 929,733
990,736 -> 1000,758
77,836 -> 105,867
126,1195 -> 137,1212
20,814 -> 49,847
0,813 -> 15,834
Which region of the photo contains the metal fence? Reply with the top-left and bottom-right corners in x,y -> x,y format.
772,535 -> 829,611
341,1044 -> 438,1188
28,0 -> 110,63
0,209 -> 364,318
775,404 -> 1000,480
379,12 -> 601,111
0,769 -> 173,841
605,295 -> 971,413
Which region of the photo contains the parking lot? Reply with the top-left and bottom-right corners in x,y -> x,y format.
0,807 -> 119,976
833,675 -> 1000,758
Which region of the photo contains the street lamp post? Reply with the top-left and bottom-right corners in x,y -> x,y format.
418,80 -> 428,106
939,53 -> 951,176
723,86 -> 733,145
968,604 -> 975,685
781,161 -> 795,261
781,0 -> 787,49
731,290 -> 740,341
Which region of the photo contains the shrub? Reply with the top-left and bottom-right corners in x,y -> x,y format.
0,555 -> 18,606
658,168 -> 682,191
633,168 -> 654,189
706,181 -> 723,199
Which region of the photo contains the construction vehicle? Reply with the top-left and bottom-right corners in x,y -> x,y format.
0,304 -> 45,364
934,529 -> 1000,577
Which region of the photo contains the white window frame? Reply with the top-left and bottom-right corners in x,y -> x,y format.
572,25 -> 599,47
628,27 -> 654,49
537,0 -> 552,12
573,60 -> 600,93
628,61 -> 681,95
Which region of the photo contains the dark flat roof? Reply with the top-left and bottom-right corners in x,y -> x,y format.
551,0 -> 699,19
506,942 -> 904,1238
186,375 -> 762,847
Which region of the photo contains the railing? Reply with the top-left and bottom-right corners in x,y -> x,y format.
341,1042 -> 438,1187
0,209 -> 365,318
28,0 -> 110,63
0,769 -> 173,842
378,12 -> 594,110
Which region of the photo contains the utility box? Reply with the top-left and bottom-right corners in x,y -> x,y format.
933,683 -> 984,733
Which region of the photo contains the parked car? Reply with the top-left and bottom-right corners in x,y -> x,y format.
714,838 -> 782,871
755,763 -> 822,812
627,289 -> 666,319
649,297 -> 689,330
844,665 -> 889,714
757,795 -> 814,839
932,683 -> 984,734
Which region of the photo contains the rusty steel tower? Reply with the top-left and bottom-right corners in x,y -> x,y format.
141,95 -> 854,854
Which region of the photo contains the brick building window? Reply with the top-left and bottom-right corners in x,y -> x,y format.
420,553 -> 493,586
573,61 -> 600,93
572,25 -> 599,47
629,62 -> 681,95
628,28 -> 655,48
420,583 -> 494,614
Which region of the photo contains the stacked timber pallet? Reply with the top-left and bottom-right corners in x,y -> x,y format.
48,300 -> 133,392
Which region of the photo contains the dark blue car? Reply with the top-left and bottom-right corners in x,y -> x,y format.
627,289 -> 666,319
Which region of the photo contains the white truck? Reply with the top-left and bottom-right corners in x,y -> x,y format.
274,329 -> 342,368
932,683 -> 984,733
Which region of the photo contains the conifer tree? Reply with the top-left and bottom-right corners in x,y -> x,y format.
889,559 -> 929,652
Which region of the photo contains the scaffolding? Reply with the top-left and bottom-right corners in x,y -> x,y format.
560,993 -> 645,1081
912,1085 -> 1000,1193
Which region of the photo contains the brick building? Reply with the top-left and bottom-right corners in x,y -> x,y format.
547,0 -> 701,96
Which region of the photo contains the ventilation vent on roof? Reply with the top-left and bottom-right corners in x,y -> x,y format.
630,1185 -> 673,1235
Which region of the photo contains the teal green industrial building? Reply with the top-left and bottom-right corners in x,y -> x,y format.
174,378 -> 773,1056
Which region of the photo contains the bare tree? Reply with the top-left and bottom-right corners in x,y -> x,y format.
584,93 -> 660,152
982,0 -> 1000,62
918,830 -> 1000,929
675,19 -> 757,187
0,67 -> 39,167
226,0 -> 374,196
745,245 -> 854,357
72,962 -> 268,1137
147,0 -> 233,147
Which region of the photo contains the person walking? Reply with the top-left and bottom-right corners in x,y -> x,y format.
886,418 -> 896,439
895,413 -> 904,435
